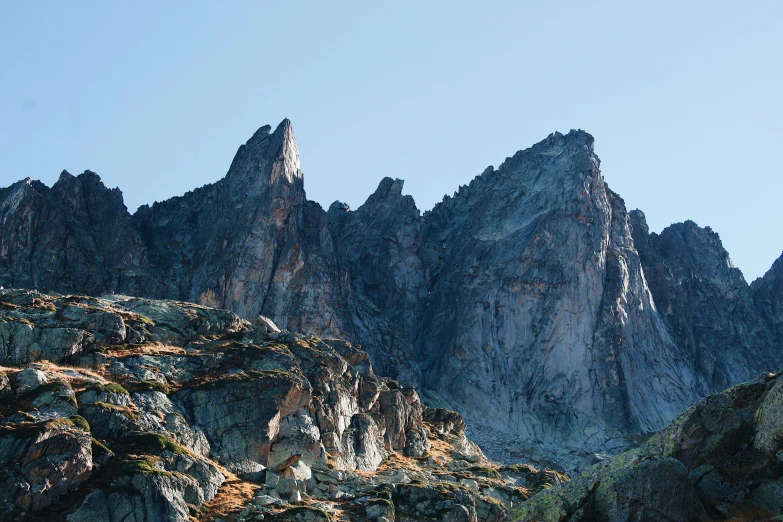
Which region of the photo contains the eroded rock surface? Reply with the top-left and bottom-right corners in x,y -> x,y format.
2,121 -> 782,463
0,290 -> 549,521
514,371 -> 783,521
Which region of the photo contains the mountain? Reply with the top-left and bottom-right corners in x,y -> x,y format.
1,120 -> 781,464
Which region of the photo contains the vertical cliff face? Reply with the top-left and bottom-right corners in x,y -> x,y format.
327,177 -> 428,383
753,252 -> 783,346
413,131 -> 704,450
630,211 -> 780,392
0,173 -> 152,295
132,120 -> 353,339
1,119 -> 781,458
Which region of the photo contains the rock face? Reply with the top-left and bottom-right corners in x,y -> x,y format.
752,251 -> 783,349
2,120 -> 782,461
0,289 -> 546,521
514,370 -> 783,521
630,211 -> 780,392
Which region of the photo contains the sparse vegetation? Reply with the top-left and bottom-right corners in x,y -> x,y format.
115,456 -> 170,477
280,505 -> 333,521
125,380 -> 170,394
91,437 -> 114,458
85,382 -> 130,396
88,401 -> 138,420
69,415 -> 91,431
129,432 -> 194,458
466,465 -> 501,479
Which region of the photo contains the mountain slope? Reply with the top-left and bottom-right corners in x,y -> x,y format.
0,289 -> 546,521
1,120 -> 781,461
514,370 -> 783,521
413,131 -> 704,453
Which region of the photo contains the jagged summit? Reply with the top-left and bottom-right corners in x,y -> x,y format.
248,122 -> 272,142
225,117 -> 301,190
0,123 -> 781,471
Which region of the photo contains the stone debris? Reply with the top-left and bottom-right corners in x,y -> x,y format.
0,290 -> 537,521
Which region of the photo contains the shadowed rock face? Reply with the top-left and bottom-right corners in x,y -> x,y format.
413,132 -> 706,454
1,120 -> 782,460
514,371 -> 783,522
752,251 -> 783,349
630,211 -> 780,393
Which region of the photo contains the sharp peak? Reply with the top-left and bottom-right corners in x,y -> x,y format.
54,170 -> 107,188
247,118 -> 294,146
374,177 -> 405,196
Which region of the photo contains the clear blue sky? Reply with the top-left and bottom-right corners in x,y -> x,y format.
1,2 -> 781,280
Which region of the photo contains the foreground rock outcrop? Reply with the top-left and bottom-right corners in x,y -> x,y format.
514,370 -> 783,521
2,120 -> 782,462
0,289 -> 557,521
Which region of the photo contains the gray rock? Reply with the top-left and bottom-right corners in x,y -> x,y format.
631,211 -> 780,392
753,251 -> 783,350
514,449 -> 708,522
15,367 -> 48,394
66,489 -> 110,521
747,479 -> 783,514
515,371 -> 783,521
254,315 -> 281,333
0,419 -> 93,512
332,413 -> 387,472
2,123 -> 782,457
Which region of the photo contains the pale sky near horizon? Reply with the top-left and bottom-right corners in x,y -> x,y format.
1,2 -> 781,280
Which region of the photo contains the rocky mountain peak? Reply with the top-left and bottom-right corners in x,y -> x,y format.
225,118 -> 303,198
356,177 -> 419,218
1,122 -> 782,479
752,251 -> 783,349
371,177 -> 405,199
52,169 -> 127,214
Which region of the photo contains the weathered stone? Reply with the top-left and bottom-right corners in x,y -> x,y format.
2,123 -> 782,459
515,372 -> 783,521
0,420 -> 92,512
631,211 -> 780,393
15,367 -> 48,394
514,449 -> 707,522
746,479 -> 783,514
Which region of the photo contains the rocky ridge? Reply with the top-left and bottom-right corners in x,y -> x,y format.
514,369 -> 783,521
0,289 -> 563,521
1,120 -> 782,464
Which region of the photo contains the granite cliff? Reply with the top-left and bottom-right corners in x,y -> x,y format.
1,119 -> 782,464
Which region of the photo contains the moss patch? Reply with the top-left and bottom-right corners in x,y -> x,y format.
86,382 -> 130,396
69,415 -> 91,431
190,369 -> 295,391
89,401 -> 139,420
114,455 -> 172,478
129,432 -> 194,458
467,465 -> 501,479
280,505 -> 332,521
0,417 -> 78,440
125,380 -> 171,395
92,437 -> 115,458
